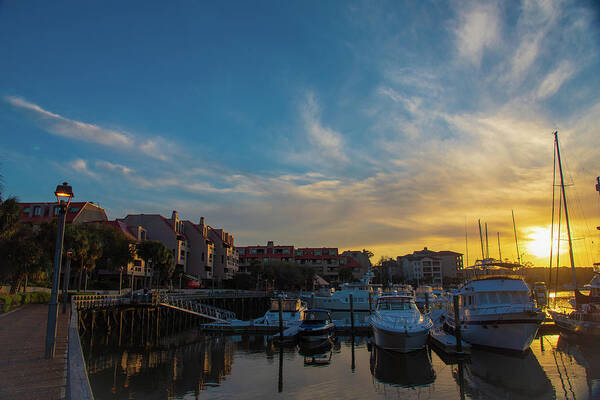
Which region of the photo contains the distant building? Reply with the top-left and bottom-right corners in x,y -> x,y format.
236,242 -> 373,283
119,211 -> 190,275
397,247 -> 464,286
182,217 -> 215,281
208,226 -> 238,281
19,201 -> 108,225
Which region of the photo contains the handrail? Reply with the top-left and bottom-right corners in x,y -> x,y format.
67,303 -> 94,400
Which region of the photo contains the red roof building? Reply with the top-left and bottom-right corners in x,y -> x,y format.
19,201 -> 108,224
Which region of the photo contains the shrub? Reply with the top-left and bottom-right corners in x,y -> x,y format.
0,291 -> 51,313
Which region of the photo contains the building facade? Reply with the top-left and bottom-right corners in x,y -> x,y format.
236,242 -> 372,283
208,227 -> 238,281
19,201 -> 108,225
397,247 -> 464,286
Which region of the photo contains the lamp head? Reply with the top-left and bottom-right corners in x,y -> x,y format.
54,182 -> 74,207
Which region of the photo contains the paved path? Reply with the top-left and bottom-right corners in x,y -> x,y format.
0,304 -> 69,400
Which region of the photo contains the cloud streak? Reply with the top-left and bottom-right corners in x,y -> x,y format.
5,96 -> 174,161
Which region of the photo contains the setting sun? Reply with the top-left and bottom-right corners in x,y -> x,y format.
523,226 -> 565,260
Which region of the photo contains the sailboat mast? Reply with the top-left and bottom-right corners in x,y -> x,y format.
478,219 -> 485,261
465,219 -> 469,268
554,131 -> 577,292
497,232 -> 502,262
485,223 -> 489,259
549,140 -> 557,288
512,210 -> 521,266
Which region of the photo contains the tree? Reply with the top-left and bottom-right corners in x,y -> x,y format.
0,223 -> 47,293
0,197 -> 22,240
362,249 -> 374,259
94,225 -> 135,273
65,224 -> 103,290
137,240 -> 175,287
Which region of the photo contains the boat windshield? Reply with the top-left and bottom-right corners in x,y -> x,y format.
377,299 -> 414,311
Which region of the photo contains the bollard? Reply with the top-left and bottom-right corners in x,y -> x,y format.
424,292 -> 430,313
278,297 -> 284,340
350,294 -> 355,333
453,295 -> 462,353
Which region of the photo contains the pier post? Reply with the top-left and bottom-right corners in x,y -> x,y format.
311,294 -> 315,309
278,347 -> 283,393
350,294 -> 355,333
425,292 -> 430,313
278,298 -> 284,340
453,295 -> 463,354
368,292 -> 372,314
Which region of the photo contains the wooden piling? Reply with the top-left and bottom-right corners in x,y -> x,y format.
425,292 -> 430,313
368,292 -> 373,314
453,295 -> 463,353
278,298 -> 284,339
350,294 -> 355,333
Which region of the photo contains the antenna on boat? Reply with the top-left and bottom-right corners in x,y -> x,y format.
497,232 -> 502,262
512,210 -> 521,266
485,222 -> 490,260
464,217 -> 469,268
478,219 -> 485,262
554,131 -> 577,299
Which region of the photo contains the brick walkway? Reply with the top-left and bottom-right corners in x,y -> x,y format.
0,304 -> 69,400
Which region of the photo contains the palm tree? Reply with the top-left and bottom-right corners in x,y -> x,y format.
0,197 -> 22,240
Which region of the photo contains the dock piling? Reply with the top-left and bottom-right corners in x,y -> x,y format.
453,295 -> 463,354
350,294 -> 355,333
278,298 -> 284,339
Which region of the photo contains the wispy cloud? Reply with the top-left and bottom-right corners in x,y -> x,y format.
454,2 -> 502,66
68,158 -> 98,179
95,160 -> 134,175
536,61 -> 575,99
5,96 -> 176,161
301,92 -> 348,163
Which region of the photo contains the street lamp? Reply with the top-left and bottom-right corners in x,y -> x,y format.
45,182 -> 73,359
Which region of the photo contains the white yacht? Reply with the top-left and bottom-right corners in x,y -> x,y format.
216,298 -> 307,328
370,294 -> 432,352
311,271 -> 380,311
444,263 -> 545,352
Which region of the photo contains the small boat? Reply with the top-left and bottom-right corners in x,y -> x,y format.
532,281 -> 549,308
370,294 -> 432,352
298,309 -> 335,342
220,297 -> 306,328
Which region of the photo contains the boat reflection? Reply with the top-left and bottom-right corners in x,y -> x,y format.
298,338 -> 334,366
556,336 -> 600,398
455,348 -> 554,399
369,345 -> 435,388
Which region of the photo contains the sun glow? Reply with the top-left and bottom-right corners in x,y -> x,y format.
524,226 -> 564,259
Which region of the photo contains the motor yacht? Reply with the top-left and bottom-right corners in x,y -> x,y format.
298,309 -> 335,342
444,263 -> 545,352
370,294 -> 432,352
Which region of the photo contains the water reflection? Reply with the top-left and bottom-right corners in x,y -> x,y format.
369,345 -> 435,388
298,338 -> 334,366
458,348 -> 554,399
556,336 -> 600,398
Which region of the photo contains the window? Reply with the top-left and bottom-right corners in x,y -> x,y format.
70,207 -> 80,213
140,231 -> 146,240
23,207 -> 30,213
33,206 -> 41,216
180,250 -> 185,258
283,248 -> 290,254
315,250 -> 321,256
238,249 -> 245,255
251,248 -> 257,254
53,207 -> 60,216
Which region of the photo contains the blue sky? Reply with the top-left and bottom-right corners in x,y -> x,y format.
1,0 -> 599,266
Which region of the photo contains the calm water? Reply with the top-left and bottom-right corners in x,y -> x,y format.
84,294 -> 600,399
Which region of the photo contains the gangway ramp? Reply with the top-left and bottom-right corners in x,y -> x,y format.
158,293 -> 236,323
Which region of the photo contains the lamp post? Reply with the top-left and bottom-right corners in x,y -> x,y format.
45,182 -> 73,359
61,249 -> 73,314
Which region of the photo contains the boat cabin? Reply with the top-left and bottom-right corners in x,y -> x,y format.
376,296 -> 416,311
270,298 -> 303,312
458,276 -> 532,307
302,309 -> 332,323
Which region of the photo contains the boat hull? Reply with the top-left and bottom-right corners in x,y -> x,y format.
449,312 -> 544,352
371,324 -> 429,353
549,310 -> 600,341
298,323 -> 335,342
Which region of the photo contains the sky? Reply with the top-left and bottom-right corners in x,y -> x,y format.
1,0 -> 599,268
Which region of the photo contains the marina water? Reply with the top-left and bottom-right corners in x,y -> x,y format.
83,294 -> 600,399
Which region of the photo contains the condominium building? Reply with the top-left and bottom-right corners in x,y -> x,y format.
119,211 -> 190,274
182,217 -> 214,280
208,227 -> 238,281
397,247 -> 464,286
19,201 -> 108,225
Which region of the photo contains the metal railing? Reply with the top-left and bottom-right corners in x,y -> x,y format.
66,303 -> 94,400
72,294 -> 129,310
157,293 -> 236,322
